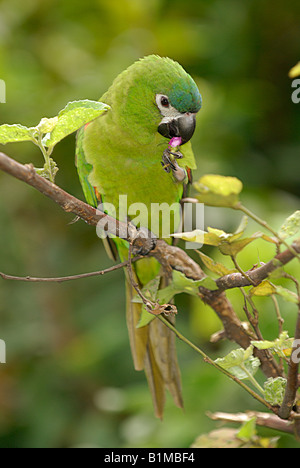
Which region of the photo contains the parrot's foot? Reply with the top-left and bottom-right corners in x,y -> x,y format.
128,224 -> 157,256
161,148 -> 183,172
161,149 -> 186,182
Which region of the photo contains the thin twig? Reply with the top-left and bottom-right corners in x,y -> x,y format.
157,314 -> 275,412
0,258 -> 141,283
240,289 -> 282,377
236,203 -> 300,261
126,241 -> 154,309
271,295 -> 284,335
271,295 -> 285,375
241,289 -> 262,338
231,255 -> 256,286
126,241 -> 177,315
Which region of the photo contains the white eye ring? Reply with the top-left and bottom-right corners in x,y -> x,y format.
156,94 -> 170,110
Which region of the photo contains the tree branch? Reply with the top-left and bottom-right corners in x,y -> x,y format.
208,411 -> 294,435
215,242 -> 300,292
278,300 -> 300,423
0,150 -> 299,382
0,152 -> 129,239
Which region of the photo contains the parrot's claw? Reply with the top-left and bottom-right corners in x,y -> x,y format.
169,150 -> 183,160
161,149 -> 186,182
161,149 -> 176,173
128,224 -> 157,256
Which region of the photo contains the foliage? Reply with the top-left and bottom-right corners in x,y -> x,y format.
263,377 -> 287,406
192,418 -> 279,448
1,87 -> 299,448
0,100 -> 109,181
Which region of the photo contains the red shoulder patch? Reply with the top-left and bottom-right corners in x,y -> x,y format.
186,167 -> 193,184
94,187 -> 101,201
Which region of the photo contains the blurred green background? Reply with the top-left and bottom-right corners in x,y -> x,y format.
0,0 -> 299,448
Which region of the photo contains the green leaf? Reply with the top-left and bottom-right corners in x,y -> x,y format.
135,272 -> 218,329
196,251 -> 235,276
172,269 -> 218,292
35,158 -> 59,181
194,174 -> 243,208
37,117 -> 59,133
156,270 -> 218,307
219,236 -> 256,256
264,377 -> 287,406
192,425 -> 278,448
191,428 -> 244,449
251,331 -> 294,358
142,276 -> 161,300
235,215 -> 248,235
42,100 -> 110,148
267,266 -> 286,281
197,276 -> 219,290
250,280 -> 277,297
132,276 -> 161,305
202,230 -> 225,246
0,124 -> 37,144
278,211 -> 300,240
173,227 -> 237,248
236,417 -> 257,442
137,306 -> 156,328
275,285 -> 299,304
219,231 -> 266,256
177,226 -> 267,257
215,345 -> 260,380
172,228 -> 233,247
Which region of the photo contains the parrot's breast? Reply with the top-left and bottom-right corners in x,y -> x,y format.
83,119 -> 185,238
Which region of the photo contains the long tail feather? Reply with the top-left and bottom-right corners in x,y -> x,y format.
125,267 -> 183,418
125,278 -> 148,370
148,316 -> 183,412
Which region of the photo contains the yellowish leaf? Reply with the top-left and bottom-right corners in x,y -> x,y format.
194,174 -> 243,208
250,281 -> 277,297
196,251 -> 235,276
289,62 -> 300,78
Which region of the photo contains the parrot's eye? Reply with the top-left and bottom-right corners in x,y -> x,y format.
160,96 -> 169,107
156,94 -> 170,112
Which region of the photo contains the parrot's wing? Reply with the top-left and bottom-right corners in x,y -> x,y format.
76,126 -> 118,261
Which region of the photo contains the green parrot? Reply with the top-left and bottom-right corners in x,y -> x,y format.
76,55 -> 202,418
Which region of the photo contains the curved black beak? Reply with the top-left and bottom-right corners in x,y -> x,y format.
158,113 -> 196,144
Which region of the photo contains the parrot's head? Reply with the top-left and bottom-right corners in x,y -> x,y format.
155,72 -> 202,145
105,55 -> 202,146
